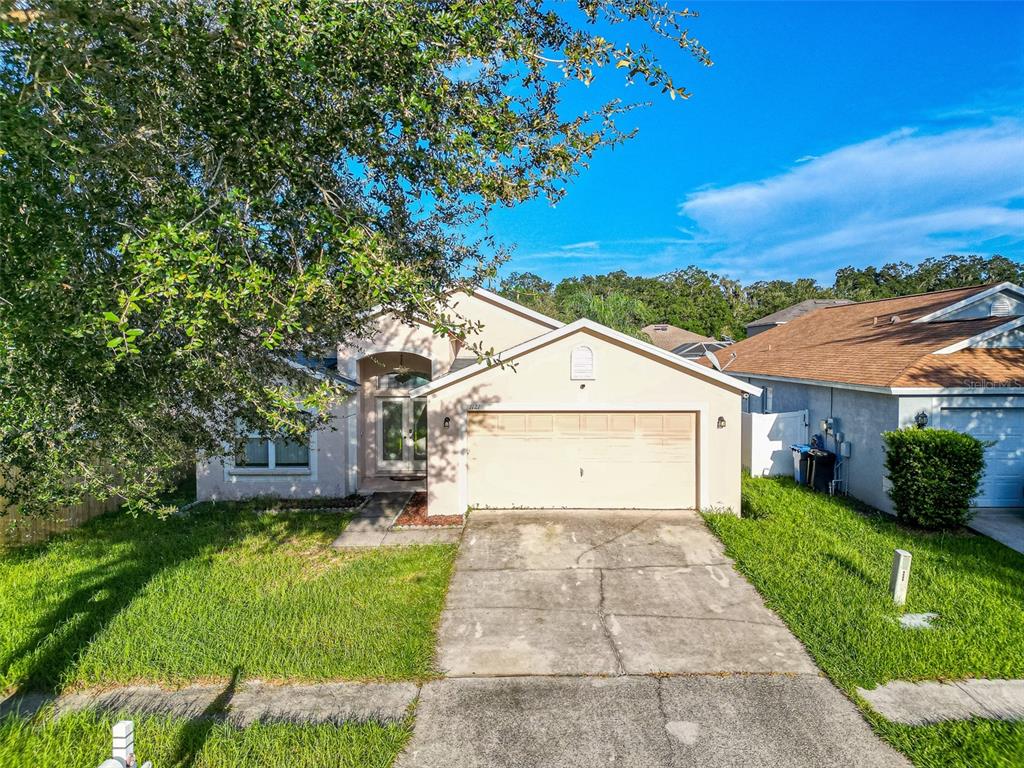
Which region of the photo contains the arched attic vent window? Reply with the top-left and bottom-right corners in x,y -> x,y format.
991,296 -> 1013,317
570,345 -> 595,380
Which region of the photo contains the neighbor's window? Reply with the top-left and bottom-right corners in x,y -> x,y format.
762,387 -> 774,413
375,372 -> 431,390
238,431 -> 310,470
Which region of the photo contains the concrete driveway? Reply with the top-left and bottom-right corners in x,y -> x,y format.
398,509 -> 908,768
437,509 -> 814,677
970,507 -> 1024,555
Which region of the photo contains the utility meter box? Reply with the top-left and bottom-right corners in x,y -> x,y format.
819,417 -> 841,434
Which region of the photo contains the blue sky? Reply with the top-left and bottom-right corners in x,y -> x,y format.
485,1 -> 1024,285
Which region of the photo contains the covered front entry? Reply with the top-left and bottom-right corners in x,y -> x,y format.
467,410 -> 697,509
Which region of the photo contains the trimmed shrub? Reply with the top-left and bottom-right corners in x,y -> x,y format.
882,427 -> 987,529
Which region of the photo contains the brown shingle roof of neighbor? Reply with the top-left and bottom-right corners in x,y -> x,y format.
642,324 -> 714,351
709,284 -> 1024,389
746,298 -> 854,329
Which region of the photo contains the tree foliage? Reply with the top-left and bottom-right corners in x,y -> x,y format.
833,255 -> 1024,302
559,289 -> 653,337
0,0 -> 711,513
499,255 -> 1022,340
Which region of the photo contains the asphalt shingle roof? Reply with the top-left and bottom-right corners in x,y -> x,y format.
711,285 -> 1024,389
643,324 -> 714,351
746,298 -> 853,329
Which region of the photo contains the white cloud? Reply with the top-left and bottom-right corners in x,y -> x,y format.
678,120 -> 1024,281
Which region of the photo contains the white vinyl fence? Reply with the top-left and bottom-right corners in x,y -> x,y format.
741,410 -> 809,478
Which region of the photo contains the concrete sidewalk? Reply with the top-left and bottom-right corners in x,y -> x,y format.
859,679 -> 1024,725
330,492 -> 461,548
1,681 -> 418,727
398,674 -> 907,768
331,492 -> 410,548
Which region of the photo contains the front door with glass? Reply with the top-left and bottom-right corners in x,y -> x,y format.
378,398 -> 427,472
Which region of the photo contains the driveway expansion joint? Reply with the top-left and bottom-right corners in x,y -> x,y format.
597,568 -> 627,676
456,561 -> 734,573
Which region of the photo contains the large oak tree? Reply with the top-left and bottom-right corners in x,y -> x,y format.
0,1 -> 710,512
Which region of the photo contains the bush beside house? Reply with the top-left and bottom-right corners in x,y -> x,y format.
882,427 -> 987,529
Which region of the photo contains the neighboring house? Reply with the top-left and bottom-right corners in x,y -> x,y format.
717,283 -> 1024,513
642,323 -> 732,360
745,298 -> 853,337
198,289 -> 760,515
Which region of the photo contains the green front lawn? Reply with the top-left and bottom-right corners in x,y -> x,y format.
705,477 -> 1024,768
0,710 -> 408,768
0,504 -> 457,692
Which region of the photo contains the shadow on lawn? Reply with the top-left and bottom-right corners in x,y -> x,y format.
822,552 -> 874,586
1,504 -> 339,696
169,667 -> 241,767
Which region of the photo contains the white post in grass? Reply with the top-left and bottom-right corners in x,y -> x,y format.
889,549 -> 912,606
112,720 -> 134,763
99,720 -> 152,768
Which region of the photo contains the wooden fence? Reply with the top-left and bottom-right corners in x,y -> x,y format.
0,493 -> 122,548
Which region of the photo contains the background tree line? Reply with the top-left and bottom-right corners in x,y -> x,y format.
497,255 -> 1023,339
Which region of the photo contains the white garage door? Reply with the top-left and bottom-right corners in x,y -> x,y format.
467,411 -> 696,510
941,407 -> 1024,508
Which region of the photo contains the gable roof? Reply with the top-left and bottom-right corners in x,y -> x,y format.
411,318 -> 761,397
746,298 -> 853,330
470,287 -> 564,330
642,324 -> 714,351
912,281 -> 1024,323
713,284 -> 1024,390
363,287 -> 563,330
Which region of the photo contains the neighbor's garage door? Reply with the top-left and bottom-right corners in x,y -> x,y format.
467,411 -> 696,509
941,406 -> 1024,507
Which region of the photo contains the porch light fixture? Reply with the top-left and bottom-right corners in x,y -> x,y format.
394,352 -> 412,375
914,411 -> 929,429
443,416 -> 451,430
717,416 -> 727,429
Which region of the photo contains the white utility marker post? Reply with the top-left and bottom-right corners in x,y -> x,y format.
889,549 -> 912,606
112,720 -> 134,763
99,720 -> 152,768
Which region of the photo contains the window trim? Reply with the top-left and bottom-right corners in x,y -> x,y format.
226,423 -> 318,478
373,371 -> 432,393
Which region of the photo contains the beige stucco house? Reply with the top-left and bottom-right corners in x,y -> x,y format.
197,289 -> 760,515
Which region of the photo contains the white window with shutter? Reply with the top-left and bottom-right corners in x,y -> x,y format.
570,345 -> 595,380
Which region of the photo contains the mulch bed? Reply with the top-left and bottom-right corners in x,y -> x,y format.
252,494 -> 366,511
393,492 -> 464,528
